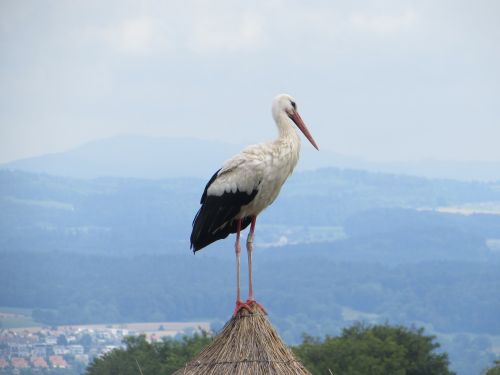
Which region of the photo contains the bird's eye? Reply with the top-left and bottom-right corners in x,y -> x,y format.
291,101 -> 296,110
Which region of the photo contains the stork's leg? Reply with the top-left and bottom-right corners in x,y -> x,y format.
233,217 -> 265,316
245,216 -> 267,313
246,216 -> 257,302
235,218 -> 242,305
233,219 -> 251,316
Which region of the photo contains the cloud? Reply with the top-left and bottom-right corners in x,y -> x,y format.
1,0 -> 499,163
349,9 -> 418,34
83,4 -> 266,56
189,9 -> 264,53
109,18 -> 155,54
77,2 -> 418,58
87,16 -> 168,56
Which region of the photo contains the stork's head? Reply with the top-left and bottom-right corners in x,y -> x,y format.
272,94 -> 319,150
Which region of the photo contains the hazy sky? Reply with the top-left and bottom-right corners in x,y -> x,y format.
1,0 -> 499,164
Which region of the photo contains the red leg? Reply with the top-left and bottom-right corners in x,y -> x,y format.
245,216 -> 267,314
233,216 -> 266,316
247,216 -> 257,301
233,219 -> 249,316
235,219 -> 242,304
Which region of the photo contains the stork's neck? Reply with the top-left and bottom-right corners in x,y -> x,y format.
271,113 -> 301,175
275,113 -> 300,146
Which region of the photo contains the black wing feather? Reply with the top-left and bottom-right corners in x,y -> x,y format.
190,170 -> 258,252
200,168 -> 221,204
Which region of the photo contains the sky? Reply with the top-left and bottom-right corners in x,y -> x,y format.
1,0 -> 499,164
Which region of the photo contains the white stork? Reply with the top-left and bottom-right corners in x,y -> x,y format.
190,94 -> 319,314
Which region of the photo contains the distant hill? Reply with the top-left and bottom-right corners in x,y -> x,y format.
2,135 -> 500,180
1,168 -> 500,257
0,135 -> 350,179
0,136 -> 242,179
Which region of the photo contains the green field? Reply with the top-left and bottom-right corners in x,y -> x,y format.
0,306 -> 40,328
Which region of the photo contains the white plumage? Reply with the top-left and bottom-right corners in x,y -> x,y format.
208,143 -> 297,216
190,93 -> 318,313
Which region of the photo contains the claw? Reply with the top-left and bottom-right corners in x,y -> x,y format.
246,299 -> 267,314
233,299 -> 267,316
233,300 -> 252,316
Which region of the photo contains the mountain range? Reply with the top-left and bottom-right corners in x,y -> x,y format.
2,135 -> 500,181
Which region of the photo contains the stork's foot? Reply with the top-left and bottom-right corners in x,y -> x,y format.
233,299 -> 267,316
246,299 -> 267,314
233,300 -> 252,316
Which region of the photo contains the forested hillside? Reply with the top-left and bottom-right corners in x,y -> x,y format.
1,251 -> 499,336
2,169 -> 500,255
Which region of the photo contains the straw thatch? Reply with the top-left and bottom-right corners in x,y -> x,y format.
173,302 -> 311,375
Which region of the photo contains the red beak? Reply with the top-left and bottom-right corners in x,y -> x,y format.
289,111 -> 319,150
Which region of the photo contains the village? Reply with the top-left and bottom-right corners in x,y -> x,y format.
0,321 -> 210,373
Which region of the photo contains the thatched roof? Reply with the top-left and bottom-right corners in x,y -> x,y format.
173,302 -> 311,375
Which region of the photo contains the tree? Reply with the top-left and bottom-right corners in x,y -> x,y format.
57,334 -> 68,345
86,324 -> 455,375
86,333 -> 211,375
78,333 -> 93,351
293,323 -> 455,375
483,360 -> 500,375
